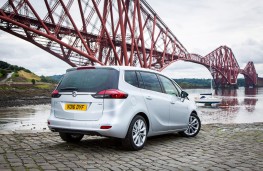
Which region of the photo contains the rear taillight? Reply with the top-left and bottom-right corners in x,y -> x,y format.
92,89 -> 128,99
51,90 -> 61,98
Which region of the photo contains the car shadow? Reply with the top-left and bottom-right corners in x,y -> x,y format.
47,133 -> 186,152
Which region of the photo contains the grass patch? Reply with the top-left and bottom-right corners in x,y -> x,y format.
35,84 -> 53,89
18,70 -> 41,81
0,85 -> 12,90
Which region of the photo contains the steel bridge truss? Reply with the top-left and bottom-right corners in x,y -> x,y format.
0,0 -> 187,69
0,0 -> 258,87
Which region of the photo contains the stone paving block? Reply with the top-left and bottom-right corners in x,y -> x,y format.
0,123 -> 262,171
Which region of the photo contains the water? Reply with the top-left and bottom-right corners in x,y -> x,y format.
0,87 -> 262,131
187,87 -> 263,124
0,104 -> 50,131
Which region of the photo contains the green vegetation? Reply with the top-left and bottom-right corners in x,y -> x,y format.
0,60 -> 31,73
18,70 -> 40,81
40,75 -> 58,83
39,75 -> 63,83
35,84 -> 54,89
12,72 -> 19,78
174,78 -> 246,88
31,79 -> 36,85
0,69 -> 7,78
174,78 -> 210,88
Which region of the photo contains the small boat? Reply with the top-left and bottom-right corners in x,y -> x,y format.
195,61 -> 221,105
195,93 -> 221,105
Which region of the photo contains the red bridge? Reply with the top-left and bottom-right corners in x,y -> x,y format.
0,0 -> 259,88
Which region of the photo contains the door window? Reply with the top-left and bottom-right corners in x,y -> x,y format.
159,76 -> 180,96
140,72 -> 162,93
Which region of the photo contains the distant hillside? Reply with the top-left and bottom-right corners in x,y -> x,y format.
0,60 -> 38,82
0,60 -> 31,73
39,74 -> 63,84
48,75 -> 63,82
18,70 -> 41,81
174,78 -> 210,88
0,60 -> 53,83
174,78 -> 245,88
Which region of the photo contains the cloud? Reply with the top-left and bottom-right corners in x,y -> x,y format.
162,61 -> 212,79
0,0 -> 262,78
232,39 -> 263,65
0,32 -> 71,76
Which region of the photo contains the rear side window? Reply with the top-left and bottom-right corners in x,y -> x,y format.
124,71 -> 139,87
58,68 -> 119,92
140,72 -> 162,93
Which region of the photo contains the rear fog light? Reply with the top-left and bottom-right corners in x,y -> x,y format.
100,126 -> 112,129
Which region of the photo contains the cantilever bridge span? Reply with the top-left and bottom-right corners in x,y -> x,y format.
0,0 -> 258,87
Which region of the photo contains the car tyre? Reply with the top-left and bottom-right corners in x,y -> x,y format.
180,113 -> 201,137
122,115 -> 147,151
59,132 -> 84,143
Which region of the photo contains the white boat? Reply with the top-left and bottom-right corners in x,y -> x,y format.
195,61 -> 221,105
195,93 -> 221,104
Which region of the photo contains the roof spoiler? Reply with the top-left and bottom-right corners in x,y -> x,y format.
200,93 -> 212,95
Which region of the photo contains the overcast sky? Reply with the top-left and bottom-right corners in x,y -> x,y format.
0,0 -> 262,78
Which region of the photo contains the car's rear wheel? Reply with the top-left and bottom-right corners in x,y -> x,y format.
122,115 -> 147,151
180,113 -> 201,137
59,132 -> 84,143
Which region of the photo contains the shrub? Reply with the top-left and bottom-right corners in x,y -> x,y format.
31,79 -> 36,85
13,72 -> 19,77
0,69 -> 7,77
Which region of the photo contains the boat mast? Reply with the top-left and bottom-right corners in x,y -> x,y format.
210,59 -> 213,95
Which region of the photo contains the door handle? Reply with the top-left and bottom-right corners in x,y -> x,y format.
170,101 -> 175,104
146,96 -> 152,100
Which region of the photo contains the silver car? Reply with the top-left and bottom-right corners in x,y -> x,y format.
48,66 -> 201,150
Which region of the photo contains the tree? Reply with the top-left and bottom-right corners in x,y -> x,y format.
31,79 -> 36,85
0,69 -> 7,77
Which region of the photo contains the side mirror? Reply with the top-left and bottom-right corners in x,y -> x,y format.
181,91 -> 188,98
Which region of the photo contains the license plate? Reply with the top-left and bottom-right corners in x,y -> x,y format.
65,104 -> 87,111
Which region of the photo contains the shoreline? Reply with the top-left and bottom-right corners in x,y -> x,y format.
0,83 -> 54,108
0,97 -> 51,108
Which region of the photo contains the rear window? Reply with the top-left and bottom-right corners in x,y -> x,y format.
57,68 -> 119,92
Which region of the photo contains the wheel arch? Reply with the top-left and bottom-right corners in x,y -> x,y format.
135,112 -> 150,133
191,110 -> 198,115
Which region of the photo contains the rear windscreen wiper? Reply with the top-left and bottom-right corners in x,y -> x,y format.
60,87 -> 78,91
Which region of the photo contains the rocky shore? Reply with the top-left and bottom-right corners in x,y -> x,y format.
0,83 -> 54,108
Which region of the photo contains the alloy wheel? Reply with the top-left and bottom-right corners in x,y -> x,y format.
184,115 -> 200,136
132,119 -> 147,147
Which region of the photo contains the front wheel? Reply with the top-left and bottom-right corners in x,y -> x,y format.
59,132 -> 84,143
180,113 -> 201,137
122,115 -> 147,151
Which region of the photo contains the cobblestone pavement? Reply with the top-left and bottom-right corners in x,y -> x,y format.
0,123 -> 262,171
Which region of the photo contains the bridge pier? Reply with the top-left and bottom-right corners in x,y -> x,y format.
214,84 -> 239,89
256,77 -> 263,87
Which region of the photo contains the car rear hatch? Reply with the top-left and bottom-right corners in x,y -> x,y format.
52,67 -> 119,121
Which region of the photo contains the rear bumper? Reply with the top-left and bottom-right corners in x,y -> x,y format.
48,113 -> 128,139
50,127 -> 102,136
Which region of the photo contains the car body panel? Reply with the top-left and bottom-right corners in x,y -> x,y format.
48,66 -> 198,139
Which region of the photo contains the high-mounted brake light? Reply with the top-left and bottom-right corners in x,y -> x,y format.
51,90 -> 61,98
77,66 -> 96,70
92,89 -> 128,99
